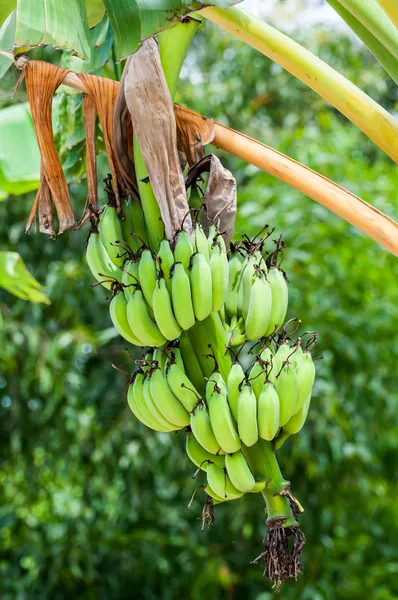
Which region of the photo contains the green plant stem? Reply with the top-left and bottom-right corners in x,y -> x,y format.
335,0 -> 398,60
243,440 -> 298,527
133,18 -> 200,251
376,0 -> 398,29
200,6 -> 398,163
326,0 -> 398,84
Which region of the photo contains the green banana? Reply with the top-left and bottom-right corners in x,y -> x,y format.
207,224 -> 218,251
126,289 -> 167,347
209,241 -> 228,312
169,347 -> 185,373
204,484 -> 226,503
225,450 -> 256,492
293,350 -> 316,414
179,333 -> 205,395
152,277 -> 182,341
226,361 -> 245,421
138,249 -> 157,308
283,393 -> 311,435
121,200 -> 139,253
186,432 -> 225,472
166,359 -> 200,412
121,259 -> 139,301
206,462 -> 243,500
270,341 -> 293,382
275,362 -> 298,427
158,239 -> 175,294
264,267 -> 288,337
207,381 -> 241,453
190,252 -> 213,321
132,371 -> 171,431
149,366 -> 190,428
86,231 -> 122,289
245,273 -> 272,341
237,381 -> 258,447
225,251 -> 243,318
127,380 -> 153,428
238,255 -> 256,319
190,402 -> 221,455
191,222 -> 209,261
128,198 -> 149,247
142,374 -> 178,431
258,381 -> 280,441
171,262 -> 195,330
174,230 -> 193,272
99,205 -> 125,268
109,293 -> 143,346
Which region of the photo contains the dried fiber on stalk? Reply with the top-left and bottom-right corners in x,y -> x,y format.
23,61 -> 75,234
79,94 -> 98,224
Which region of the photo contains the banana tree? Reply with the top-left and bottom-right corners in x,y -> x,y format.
0,0 -> 397,590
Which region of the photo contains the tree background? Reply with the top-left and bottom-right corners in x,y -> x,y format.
1,10 -> 398,600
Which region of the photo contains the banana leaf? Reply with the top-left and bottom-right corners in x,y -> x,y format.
0,251 -> 49,303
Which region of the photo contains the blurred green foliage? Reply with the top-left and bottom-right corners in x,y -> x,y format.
1,17 -> 398,600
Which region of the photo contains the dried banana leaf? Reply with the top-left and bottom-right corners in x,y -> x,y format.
175,104 -> 215,167
124,38 -> 191,240
77,73 -> 121,211
23,60 -> 75,234
186,154 -> 236,247
78,93 -> 98,225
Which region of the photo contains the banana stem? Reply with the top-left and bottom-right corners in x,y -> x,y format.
200,6 -> 398,163
133,18 -> 200,250
242,440 -> 298,527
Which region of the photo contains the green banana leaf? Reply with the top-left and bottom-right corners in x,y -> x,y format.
0,11 -> 15,78
1,0 -> 241,68
0,102 -> 40,198
0,251 -> 49,303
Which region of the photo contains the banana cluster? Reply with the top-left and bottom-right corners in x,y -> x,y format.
222,246 -> 288,345
87,205 -> 229,347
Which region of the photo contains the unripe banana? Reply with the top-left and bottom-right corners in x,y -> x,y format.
128,375 -> 164,431
149,366 -> 190,428
209,242 -> 228,312
171,262 -> 195,330
207,224 -> 218,251
126,289 -> 167,347
166,360 -> 200,412
153,348 -> 166,372
132,371 -> 171,431
204,484 -> 226,503
225,252 -> 243,318
152,277 -> 181,341
128,199 -> 149,247
190,252 -> 213,321
86,232 -> 121,289
275,362 -> 298,427
207,382 -> 241,454
109,293 -> 143,346
293,351 -> 316,414
227,361 -> 245,421
186,432 -> 225,472
249,480 -> 268,493
174,230 -> 193,273
169,347 -> 185,372
190,402 -> 221,455
264,267 -> 288,337
258,381 -> 280,441
206,462 -> 243,500
179,333 -> 205,395
121,200 -> 139,253
158,239 -> 174,294
191,223 -> 210,261
206,371 -> 228,398
121,259 -> 139,301
138,249 -> 157,308
99,205 -> 125,268
237,381 -> 258,447
225,450 -> 256,492
238,255 -> 256,319
270,342 -> 293,384
245,274 -> 272,341
283,393 -> 311,435
142,374 -> 178,431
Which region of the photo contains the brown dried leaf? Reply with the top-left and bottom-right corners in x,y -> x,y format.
77,73 -> 121,211
186,154 -> 236,248
175,104 -> 215,167
113,67 -> 140,203
78,94 -> 98,225
124,38 -> 191,240
23,60 -> 75,234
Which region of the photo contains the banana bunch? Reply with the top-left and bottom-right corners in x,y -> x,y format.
222,240 -> 288,344
87,206 -> 230,347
